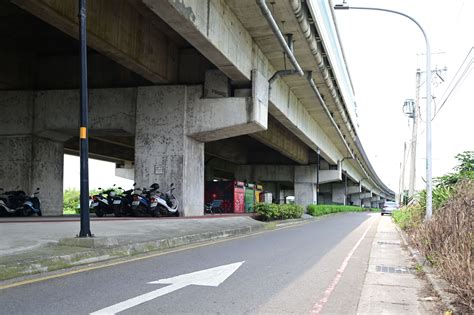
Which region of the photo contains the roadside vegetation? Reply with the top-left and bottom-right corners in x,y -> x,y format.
307,204 -> 376,216
392,151 -> 473,311
254,203 -> 304,221
63,188 -> 101,214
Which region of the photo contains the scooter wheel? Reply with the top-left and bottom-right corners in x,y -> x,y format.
37,210 -> 42,216
95,208 -> 104,217
20,207 -> 30,217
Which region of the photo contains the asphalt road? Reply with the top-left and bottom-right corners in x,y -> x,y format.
0,213 -> 379,314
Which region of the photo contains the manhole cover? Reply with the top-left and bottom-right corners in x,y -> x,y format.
376,265 -> 414,274
377,241 -> 400,245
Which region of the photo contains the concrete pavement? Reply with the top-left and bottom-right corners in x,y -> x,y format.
356,215 -> 442,314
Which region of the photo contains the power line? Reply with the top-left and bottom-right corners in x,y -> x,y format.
433,47 -> 474,120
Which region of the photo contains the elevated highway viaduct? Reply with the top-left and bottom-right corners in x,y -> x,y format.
0,0 -> 394,216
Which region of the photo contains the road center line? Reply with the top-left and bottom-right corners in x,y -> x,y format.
310,217 -> 375,314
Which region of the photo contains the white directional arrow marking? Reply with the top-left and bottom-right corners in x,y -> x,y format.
90,261 -> 245,315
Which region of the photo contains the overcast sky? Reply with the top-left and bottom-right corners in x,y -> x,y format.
334,0 -> 474,192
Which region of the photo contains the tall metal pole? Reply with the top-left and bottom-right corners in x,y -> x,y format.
334,4 -> 432,219
316,148 -> 320,205
78,0 -> 92,237
408,70 -> 421,198
344,170 -> 348,205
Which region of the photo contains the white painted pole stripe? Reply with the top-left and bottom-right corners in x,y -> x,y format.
310,217 -> 375,314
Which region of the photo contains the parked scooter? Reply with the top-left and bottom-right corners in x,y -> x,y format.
0,188 -> 41,216
17,188 -> 41,216
204,200 -> 224,214
153,183 -> 179,217
130,186 -> 154,216
89,186 -> 116,217
0,188 -> 26,216
111,186 -> 134,217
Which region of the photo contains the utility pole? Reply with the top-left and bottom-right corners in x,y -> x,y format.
408,70 -> 421,198
407,67 -> 445,198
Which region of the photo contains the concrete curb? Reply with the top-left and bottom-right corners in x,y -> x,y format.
393,222 -> 459,314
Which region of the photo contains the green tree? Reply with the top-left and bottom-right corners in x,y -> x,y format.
436,151 -> 474,187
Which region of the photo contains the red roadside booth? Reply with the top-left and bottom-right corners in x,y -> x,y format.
205,180 -> 245,213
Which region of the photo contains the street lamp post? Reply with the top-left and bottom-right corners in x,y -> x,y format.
334,3 -> 433,219
78,0 -> 92,237
316,148 -> 321,205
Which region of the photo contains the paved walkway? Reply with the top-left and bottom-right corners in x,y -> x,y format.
357,216 -> 441,314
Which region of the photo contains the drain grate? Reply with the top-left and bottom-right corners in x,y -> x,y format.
377,241 -> 401,245
376,265 -> 414,274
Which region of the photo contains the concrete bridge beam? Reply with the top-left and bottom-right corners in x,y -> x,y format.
34,88 -> 137,140
144,0 -> 253,82
347,184 -> 362,195
235,165 -> 294,183
13,0 -> 179,84
186,70 -> 268,142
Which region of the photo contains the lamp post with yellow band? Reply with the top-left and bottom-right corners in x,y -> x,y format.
78,0 -> 92,237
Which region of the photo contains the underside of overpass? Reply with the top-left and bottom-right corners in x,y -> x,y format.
0,0 -> 393,216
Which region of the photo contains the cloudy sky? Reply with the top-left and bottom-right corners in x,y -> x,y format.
334,0 -> 474,192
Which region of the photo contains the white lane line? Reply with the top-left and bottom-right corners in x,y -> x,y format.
90,283 -> 187,315
310,217 -> 375,314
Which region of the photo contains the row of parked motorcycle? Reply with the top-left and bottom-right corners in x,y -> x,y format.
0,187 -> 42,216
90,183 -> 179,217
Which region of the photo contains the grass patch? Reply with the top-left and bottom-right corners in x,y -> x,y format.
306,204 -> 369,217
254,203 -> 304,221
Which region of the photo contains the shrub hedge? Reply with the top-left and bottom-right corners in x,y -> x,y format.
306,204 -> 370,217
254,203 -> 304,221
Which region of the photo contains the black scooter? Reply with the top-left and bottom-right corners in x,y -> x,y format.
0,188 -> 26,216
89,187 -> 116,217
111,186 -> 134,217
18,188 -> 41,216
0,188 -> 41,216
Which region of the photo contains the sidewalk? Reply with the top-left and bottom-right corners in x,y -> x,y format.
356,216 -> 442,314
0,215 -> 273,283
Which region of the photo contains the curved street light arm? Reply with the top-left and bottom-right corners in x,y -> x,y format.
334,4 -> 432,219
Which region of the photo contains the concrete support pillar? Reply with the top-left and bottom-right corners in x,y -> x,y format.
0,136 -> 64,215
331,183 -> 345,205
362,198 -> 372,208
31,138 -> 64,215
0,136 -> 33,191
1,91 -> 64,215
294,165 -> 317,208
351,197 -> 362,206
135,86 -> 204,216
